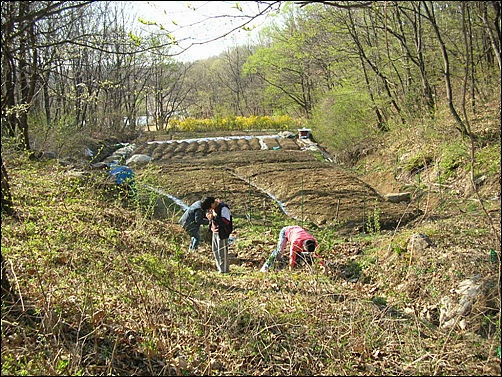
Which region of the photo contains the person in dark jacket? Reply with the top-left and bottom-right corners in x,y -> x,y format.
179,199 -> 212,251
203,197 -> 233,273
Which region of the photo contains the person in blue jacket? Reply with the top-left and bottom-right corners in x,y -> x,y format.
179,198 -> 212,251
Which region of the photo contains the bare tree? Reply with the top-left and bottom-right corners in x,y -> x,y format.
422,1 -> 468,136
481,1 -> 501,71
150,59 -> 193,130
1,1 -> 94,150
212,45 -> 260,116
1,157 -> 14,216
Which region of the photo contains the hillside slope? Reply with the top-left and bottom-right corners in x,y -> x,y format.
1,110 -> 500,376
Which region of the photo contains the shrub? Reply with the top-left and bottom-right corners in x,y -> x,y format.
168,115 -> 299,132
438,140 -> 468,181
307,88 -> 377,158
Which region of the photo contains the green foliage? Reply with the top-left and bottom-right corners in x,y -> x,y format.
2,115 -> 500,376
474,143 -> 501,177
404,152 -> 434,174
365,200 -> 381,235
307,88 -> 376,155
317,227 -> 341,252
392,243 -> 407,256
371,296 -> 387,306
438,140 -> 468,181
344,260 -> 362,279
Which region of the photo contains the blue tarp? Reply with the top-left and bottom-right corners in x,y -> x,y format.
108,164 -> 134,185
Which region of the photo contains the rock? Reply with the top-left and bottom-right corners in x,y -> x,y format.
29,150 -> 58,161
278,131 -> 296,138
407,233 -> 435,254
385,192 -> 411,203
103,144 -> 137,163
439,275 -> 487,330
126,154 -> 152,165
115,144 -> 136,158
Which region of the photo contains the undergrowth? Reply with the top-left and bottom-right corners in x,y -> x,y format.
1,146 -> 500,375
2,98 -> 501,376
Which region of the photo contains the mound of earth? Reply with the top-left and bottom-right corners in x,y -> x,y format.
132,132 -> 421,232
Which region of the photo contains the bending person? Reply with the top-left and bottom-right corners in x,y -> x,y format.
260,225 -> 325,272
179,198 -> 211,251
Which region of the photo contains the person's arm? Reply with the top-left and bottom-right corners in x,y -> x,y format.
220,206 -> 231,222
313,252 -> 326,267
312,240 -> 325,266
195,208 -> 209,225
207,210 -> 218,233
289,241 -> 300,268
217,206 -> 232,238
312,240 -> 327,273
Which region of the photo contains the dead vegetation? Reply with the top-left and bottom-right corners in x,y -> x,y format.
1,112 -> 500,375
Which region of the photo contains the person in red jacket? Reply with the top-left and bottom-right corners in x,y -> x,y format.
260,225 -> 325,272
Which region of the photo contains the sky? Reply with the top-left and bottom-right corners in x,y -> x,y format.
128,1 -> 276,61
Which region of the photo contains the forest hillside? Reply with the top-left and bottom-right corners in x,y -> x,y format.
1,99 -> 500,376
1,1 -> 501,376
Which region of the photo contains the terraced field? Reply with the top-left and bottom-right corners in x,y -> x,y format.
131,131 -> 421,233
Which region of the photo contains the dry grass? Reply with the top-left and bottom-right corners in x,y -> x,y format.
2,103 -> 501,376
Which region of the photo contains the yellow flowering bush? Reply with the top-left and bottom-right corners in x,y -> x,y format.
167,115 -> 301,132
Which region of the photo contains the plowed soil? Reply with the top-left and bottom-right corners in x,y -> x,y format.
132,132 -> 422,233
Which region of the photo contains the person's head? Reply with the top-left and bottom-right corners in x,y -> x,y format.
304,239 -> 316,253
201,196 -> 217,211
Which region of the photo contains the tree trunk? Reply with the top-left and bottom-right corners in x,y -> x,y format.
482,1 -> 501,70
1,158 -> 14,215
1,253 -> 12,298
423,1 -> 469,137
